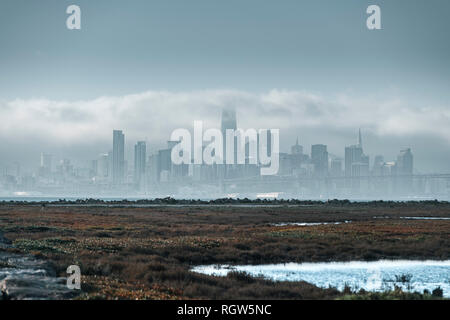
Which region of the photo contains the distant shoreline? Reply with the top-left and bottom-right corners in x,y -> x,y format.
0,197 -> 449,207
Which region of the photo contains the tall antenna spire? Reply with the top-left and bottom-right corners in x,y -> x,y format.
358,128 -> 362,148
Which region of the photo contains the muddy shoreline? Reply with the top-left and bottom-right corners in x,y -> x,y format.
1,197 -> 449,207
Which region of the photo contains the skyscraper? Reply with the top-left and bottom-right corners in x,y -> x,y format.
345,129 -> 369,177
112,130 -> 125,185
97,153 -> 109,178
291,137 -> 303,155
397,148 -> 413,175
134,141 -> 146,184
91,160 -> 98,178
39,153 -> 52,177
396,148 -> 414,193
311,144 -> 328,177
330,158 -> 343,177
345,145 -> 362,176
221,108 -> 237,178
221,107 -> 237,162
107,151 -> 113,181
258,130 -> 272,159
134,141 -> 146,186
372,155 -> 385,176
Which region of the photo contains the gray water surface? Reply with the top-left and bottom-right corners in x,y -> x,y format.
192,260 -> 450,297
272,221 -> 351,227
0,234 -> 75,300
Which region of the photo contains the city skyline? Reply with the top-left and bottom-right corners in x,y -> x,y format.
3,107 -> 448,200
1,1 -> 449,196
0,116 -> 442,177
1,88 -> 449,175
0,121 -> 418,171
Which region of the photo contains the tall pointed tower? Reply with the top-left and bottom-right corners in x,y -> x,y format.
291,137 -> 303,155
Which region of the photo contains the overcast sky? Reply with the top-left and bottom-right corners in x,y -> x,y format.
0,0 -> 449,173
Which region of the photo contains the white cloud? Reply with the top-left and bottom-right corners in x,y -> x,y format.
0,89 -> 449,149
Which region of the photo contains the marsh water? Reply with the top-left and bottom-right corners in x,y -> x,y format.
192,260 -> 450,297
272,221 -> 351,227
0,234 -> 74,300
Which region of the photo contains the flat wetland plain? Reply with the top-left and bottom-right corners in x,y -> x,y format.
0,201 -> 449,299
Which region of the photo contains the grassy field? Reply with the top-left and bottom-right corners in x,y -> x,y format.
0,202 -> 449,299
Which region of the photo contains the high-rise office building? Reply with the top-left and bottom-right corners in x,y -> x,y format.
373,155 -> 384,176
311,144 -> 328,177
257,130 -> 272,159
112,130 -> 125,185
39,153 -> 52,177
107,151 -> 113,180
40,153 -> 52,170
97,153 -> 109,178
154,141 -> 181,182
221,108 -> 238,178
345,129 -> 369,177
134,141 -> 146,186
91,160 -> 98,178
147,154 -> 159,184
278,152 -> 293,176
221,107 -> 237,162
396,148 -> 414,193
345,145 -> 363,176
397,148 -> 413,175
288,138 -> 308,175
330,158 -> 343,177
158,148 -> 171,183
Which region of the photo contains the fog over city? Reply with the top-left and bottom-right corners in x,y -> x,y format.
0,89 -> 449,200
1,0 -> 450,199
1,89 -> 449,172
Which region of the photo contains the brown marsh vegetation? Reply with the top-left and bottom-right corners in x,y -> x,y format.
0,202 -> 449,299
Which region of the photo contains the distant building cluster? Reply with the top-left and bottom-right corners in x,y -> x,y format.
0,109 -> 449,199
